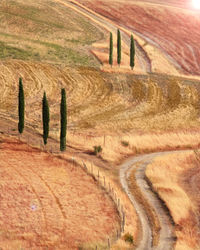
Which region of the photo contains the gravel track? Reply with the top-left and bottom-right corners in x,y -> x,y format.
119,151 -> 190,249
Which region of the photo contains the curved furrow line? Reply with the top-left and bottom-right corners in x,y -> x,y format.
27,165 -> 67,221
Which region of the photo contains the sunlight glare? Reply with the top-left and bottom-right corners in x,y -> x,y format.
192,0 -> 200,9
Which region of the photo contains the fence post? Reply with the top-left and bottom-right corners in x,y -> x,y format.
108,238 -> 110,249
118,198 -> 120,208
122,211 -> 125,232
98,169 -> 99,182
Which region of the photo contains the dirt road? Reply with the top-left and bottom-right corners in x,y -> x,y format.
120,150 -> 190,249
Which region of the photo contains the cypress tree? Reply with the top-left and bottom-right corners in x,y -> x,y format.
60,88 -> 67,151
18,77 -> 25,134
117,29 -> 121,66
109,32 -> 113,67
42,92 -> 50,145
130,34 -> 135,70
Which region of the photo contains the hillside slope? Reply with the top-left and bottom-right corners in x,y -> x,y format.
76,0 -> 200,75
0,0 -> 105,67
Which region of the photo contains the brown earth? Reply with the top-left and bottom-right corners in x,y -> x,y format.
0,136 -> 120,249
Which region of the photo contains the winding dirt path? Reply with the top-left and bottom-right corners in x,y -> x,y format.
120,150 -> 190,249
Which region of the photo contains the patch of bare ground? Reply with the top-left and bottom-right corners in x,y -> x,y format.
146,151 -> 200,249
0,136 -> 120,249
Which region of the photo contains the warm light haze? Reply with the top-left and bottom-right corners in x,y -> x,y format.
192,0 -> 200,9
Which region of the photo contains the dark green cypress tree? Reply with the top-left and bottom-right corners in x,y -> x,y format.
42,92 -> 50,145
117,29 -> 121,66
18,77 -> 25,134
60,88 -> 67,151
130,34 -> 135,70
109,32 -> 113,67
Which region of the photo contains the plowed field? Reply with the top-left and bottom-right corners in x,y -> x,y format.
76,0 -> 200,75
0,138 -> 120,249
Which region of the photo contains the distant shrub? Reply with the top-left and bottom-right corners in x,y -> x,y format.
123,233 -> 134,244
121,140 -> 129,147
93,145 -> 102,155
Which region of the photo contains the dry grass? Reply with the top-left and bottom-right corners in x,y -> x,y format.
1,59 -> 200,164
146,151 -> 200,250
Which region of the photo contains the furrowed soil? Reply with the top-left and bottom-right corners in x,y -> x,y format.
0,137 -> 120,249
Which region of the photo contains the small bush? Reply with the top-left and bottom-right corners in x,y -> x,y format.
123,233 -> 134,244
93,145 -> 102,155
121,140 -> 129,147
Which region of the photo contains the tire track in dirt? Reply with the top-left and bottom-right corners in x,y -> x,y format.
7,163 -> 48,230
26,165 -> 67,222
119,151 -> 190,249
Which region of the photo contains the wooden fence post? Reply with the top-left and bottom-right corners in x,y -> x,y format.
122,212 -> 125,232
108,238 -> 110,249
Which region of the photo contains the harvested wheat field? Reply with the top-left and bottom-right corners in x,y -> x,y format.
1,59 -> 200,163
146,151 -> 200,249
0,136 -> 120,249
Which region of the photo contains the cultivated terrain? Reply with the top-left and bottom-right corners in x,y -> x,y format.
1,0 -> 200,249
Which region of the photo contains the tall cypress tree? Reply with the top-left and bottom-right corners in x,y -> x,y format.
60,88 -> 67,151
18,77 -> 25,134
117,29 -> 121,66
109,32 -> 113,67
42,92 -> 50,145
130,34 -> 135,70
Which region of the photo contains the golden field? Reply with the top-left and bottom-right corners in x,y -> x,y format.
146,151 -> 200,249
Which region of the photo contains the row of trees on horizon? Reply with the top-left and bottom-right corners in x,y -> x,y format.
18,78 -> 67,151
109,29 -> 135,69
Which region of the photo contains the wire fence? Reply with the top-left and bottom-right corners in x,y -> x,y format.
4,126 -> 126,248
81,160 -> 125,249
